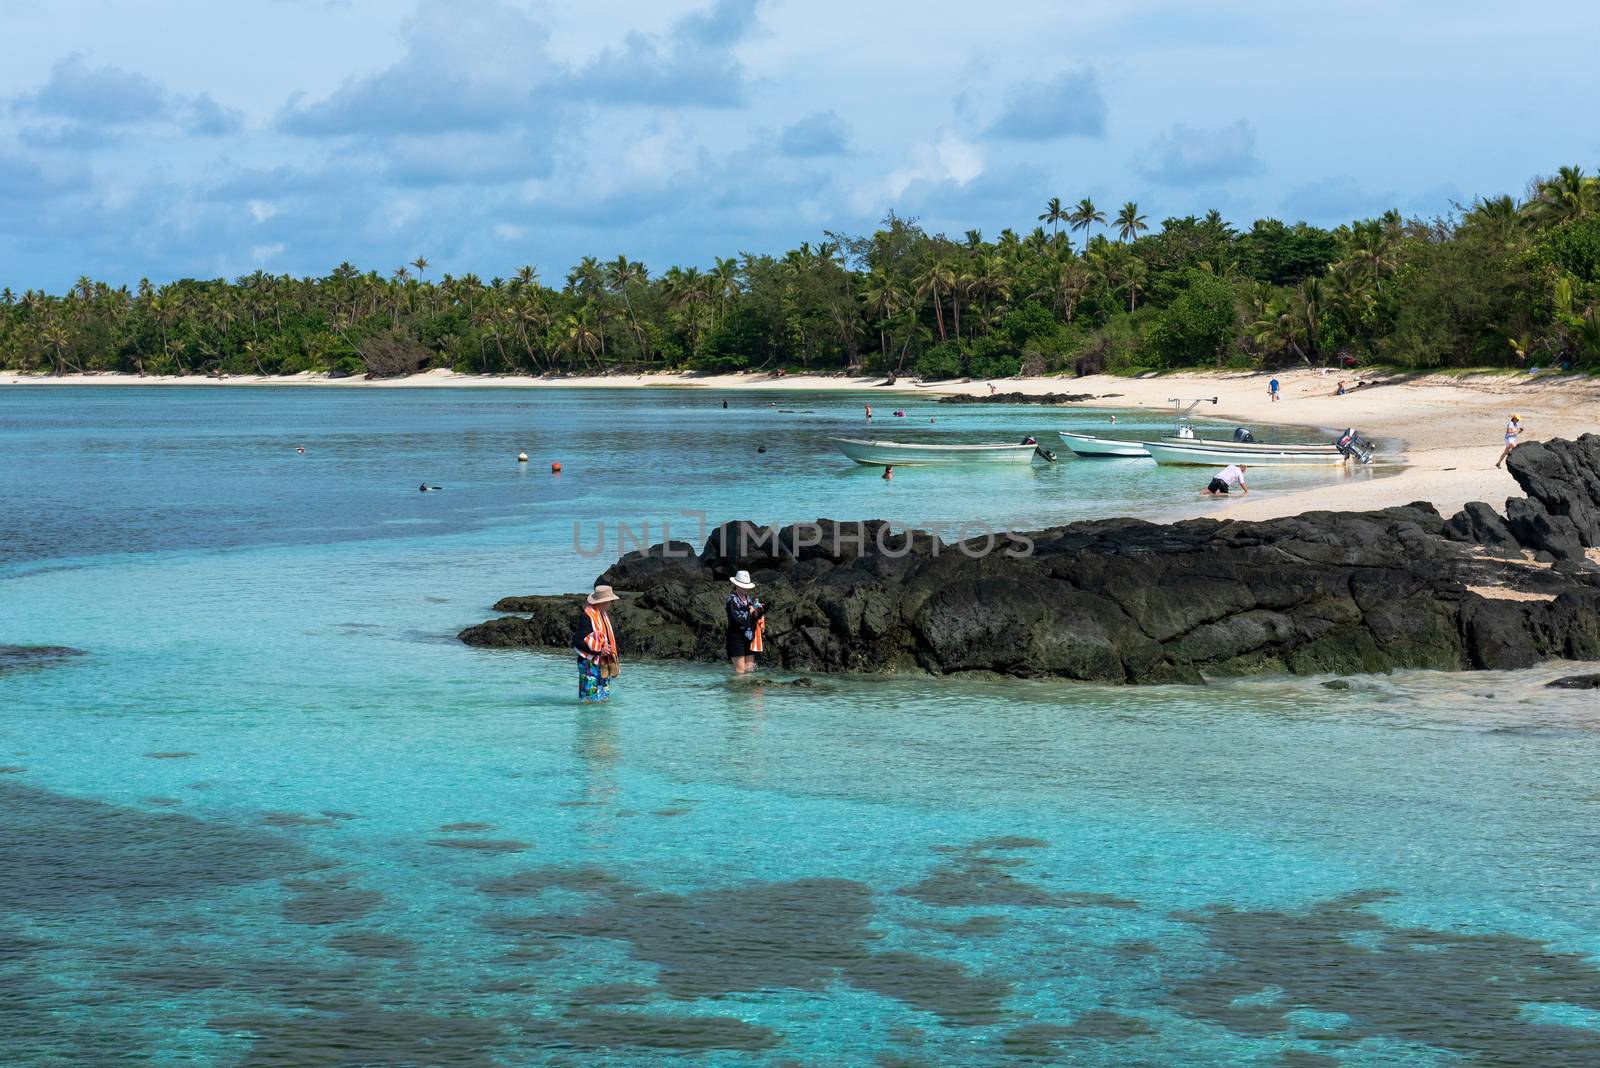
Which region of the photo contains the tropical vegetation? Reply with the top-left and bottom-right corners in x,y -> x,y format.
4,167 -> 1599,379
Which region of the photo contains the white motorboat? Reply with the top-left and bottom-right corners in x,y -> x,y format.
833,437 -> 1047,466
1159,437 -> 1341,454
1141,441 -> 1353,467
1057,431 -> 1152,458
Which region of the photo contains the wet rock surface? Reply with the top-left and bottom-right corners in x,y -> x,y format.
463,435 -> 1600,683
1546,673 -> 1600,689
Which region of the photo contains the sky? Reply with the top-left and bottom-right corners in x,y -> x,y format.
2,0 -> 1597,291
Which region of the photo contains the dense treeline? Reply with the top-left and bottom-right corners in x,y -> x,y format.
4,167 -> 1599,379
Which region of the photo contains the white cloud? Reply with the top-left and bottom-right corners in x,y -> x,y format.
857,130 -> 985,212
247,199 -> 277,222
250,242 -> 284,262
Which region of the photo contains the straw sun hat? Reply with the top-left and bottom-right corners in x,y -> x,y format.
587,584 -> 619,605
729,570 -> 755,589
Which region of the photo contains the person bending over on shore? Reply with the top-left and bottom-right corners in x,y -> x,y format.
573,585 -> 620,702
1204,464 -> 1248,496
1269,377 -> 1280,402
1495,413 -> 1523,469
725,570 -> 765,675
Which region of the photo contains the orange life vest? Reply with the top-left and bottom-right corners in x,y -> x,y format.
583,605 -> 616,657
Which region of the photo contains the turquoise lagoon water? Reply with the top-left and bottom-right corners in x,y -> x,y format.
3,386 -> 1599,1067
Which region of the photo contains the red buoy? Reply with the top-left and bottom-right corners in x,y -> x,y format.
551,461 -> 562,473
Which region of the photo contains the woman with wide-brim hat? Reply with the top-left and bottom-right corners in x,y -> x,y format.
724,570 -> 766,675
573,584 -> 620,702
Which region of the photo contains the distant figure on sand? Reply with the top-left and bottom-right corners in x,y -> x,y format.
1495,414 -> 1523,469
1334,381 -> 1347,396
988,382 -> 997,396
725,571 -> 765,675
574,585 -> 620,702
1269,377 -> 1280,402
1204,464 -> 1248,496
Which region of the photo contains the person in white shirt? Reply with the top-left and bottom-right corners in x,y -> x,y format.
1495,414 -> 1523,469
1204,464 -> 1248,496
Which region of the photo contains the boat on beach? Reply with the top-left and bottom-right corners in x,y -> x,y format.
1158,436 -> 1342,454
1056,431 -> 1152,458
832,437 -> 1047,466
1141,440 -> 1355,467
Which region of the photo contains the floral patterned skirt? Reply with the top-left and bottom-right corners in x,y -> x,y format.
578,656 -> 611,703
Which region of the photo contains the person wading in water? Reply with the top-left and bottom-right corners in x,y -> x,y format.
725,570 -> 766,675
1203,463 -> 1249,496
573,584 -> 620,702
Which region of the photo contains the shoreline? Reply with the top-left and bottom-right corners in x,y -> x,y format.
6,367 -> 1597,523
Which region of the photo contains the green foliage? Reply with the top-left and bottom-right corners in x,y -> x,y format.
1239,220 -> 1340,285
911,341 -> 962,380
1539,217 -> 1600,283
4,166 -> 1598,378
1146,270 -> 1238,368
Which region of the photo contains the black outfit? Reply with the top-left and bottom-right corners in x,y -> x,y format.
725,592 -> 764,658
1207,477 -> 1230,494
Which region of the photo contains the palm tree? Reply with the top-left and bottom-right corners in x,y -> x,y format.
1526,166 -> 1599,226
914,259 -> 955,343
1069,198 -> 1106,244
1038,197 -> 1067,240
1052,260 -> 1091,322
410,256 -> 430,276
862,270 -> 906,363
1115,202 -> 1149,242
561,310 -> 601,369
711,257 -> 741,326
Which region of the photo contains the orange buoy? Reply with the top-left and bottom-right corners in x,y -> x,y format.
551,461 -> 562,473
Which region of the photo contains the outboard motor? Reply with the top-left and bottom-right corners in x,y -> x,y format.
1020,435 -> 1057,462
1176,424 -> 1196,439
1335,428 -> 1375,464
1233,426 -> 1256,443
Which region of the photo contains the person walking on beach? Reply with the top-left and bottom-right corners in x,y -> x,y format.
1269,377 -> 1280,403
1203,464 -> 1248,496
573,584 -> 620,702
1495,414 -> 1523,469
725,571 -> 765,675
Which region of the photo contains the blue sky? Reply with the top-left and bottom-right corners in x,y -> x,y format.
2,0 -> 1596,290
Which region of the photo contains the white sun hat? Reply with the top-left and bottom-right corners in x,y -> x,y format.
729,570 -> 755,589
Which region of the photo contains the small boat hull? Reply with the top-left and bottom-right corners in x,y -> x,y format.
1161,437 -> 1340,454
1141,441 -> 1352,467
1057,432 -> 1151,458
833,437 -> 1041,466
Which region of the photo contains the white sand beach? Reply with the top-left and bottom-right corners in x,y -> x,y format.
5,366 -> 1595,522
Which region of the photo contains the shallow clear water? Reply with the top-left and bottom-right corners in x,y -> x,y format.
3,386 -> 1598,1067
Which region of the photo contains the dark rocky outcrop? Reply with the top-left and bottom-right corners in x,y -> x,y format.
1546,674 -> 1600,689
462,436 -> 1600,684
937,392 -> 1116,405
